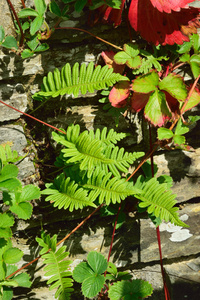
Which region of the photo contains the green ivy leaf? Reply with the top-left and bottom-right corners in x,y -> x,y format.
144,90 -> 171,127
175,119 -> 189,136
30,15 -> 44,35
0,25 -> 5,43
157,128 -> 174,140
3,247 -> 23,264
131,71 -> 159,93
18,8 -> 39,18
73,251 -> 107,298
158,74 -> 187,101
1,36 -> 18,50
34,0 -> 47,15
108,279 -> 153,300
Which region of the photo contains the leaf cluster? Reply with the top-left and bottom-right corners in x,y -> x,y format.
0,145 -> 40,299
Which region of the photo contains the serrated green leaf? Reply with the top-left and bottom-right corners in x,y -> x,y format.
108,279 -> 153,300
49,1 -> 61,16
158,74 -> 187,101
173,135 -> 185,145
124,43 -> 140,57
190,33 -> 200,52
34,43 -> 49,52
18,8 -> 39,18
0,279 -> 18,287
87,251 -> 107,274
0,178 -> 21,192
34,0 -> 47,15
182,88 -> 200,112
180,53 -> 190,62
73,262 -> 94,283
178,41 -> 192,54
13,273 -> 31,288
0,238 -> 7,249
0,165 -> 18,182
175,119 -> 189,136
114,51 -> 130,65
190,61 -> 200,79
0,25 -> 5,43
131,71 -> 159,93
3,247 -> 23,264
126,55 -> 142,69
10,201 -> 33,220
1,287 -> 13,300
0,213 -> 14,228
74,0 -> 87,12
30,15 -> 44,35
144,90 -> 171,127
2,36 -> 18,50
0,228 -> 12,239
157,128 -> 174,140
82,274 -> 105,298
17,185 -> 40,202
21,49 -> 34,59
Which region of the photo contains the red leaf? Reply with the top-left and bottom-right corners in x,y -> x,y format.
102,0 -> 126,27
130,92 -> 150,112
128,0 -> 200,45
101,51 -> 125,74
109,80 -> 130,108
150,0 -> 194,13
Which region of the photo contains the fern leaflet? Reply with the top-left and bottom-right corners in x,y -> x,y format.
88,127 -> 128,145
135,177 -> 189,227
33,62 -> 126,98
41,173 -> 97,211
36,233 -> 73,299
84,169 -> 141,205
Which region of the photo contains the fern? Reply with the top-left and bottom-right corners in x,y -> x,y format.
0,144 -> 23,166
88,127 -> 128,145
84,168 -> 141,205
52,125 -> 144,178
41,173 -> 97,211
135,177 -> 189,227
33,62 -> 126,99
36,233 -> 73,299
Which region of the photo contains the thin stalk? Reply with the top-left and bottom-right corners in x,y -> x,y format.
0,100 -> 66,134
6,203 -> 104,280
6,0 -> 24,47
149,124 -> 170,300
55,27 -> 123,51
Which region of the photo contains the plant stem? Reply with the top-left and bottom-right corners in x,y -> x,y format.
55,27 -> 123,51
6,0 -> 24,47
0,100 -> 66,134
6,203 -> 104,280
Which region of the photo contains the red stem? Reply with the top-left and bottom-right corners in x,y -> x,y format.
6,203 -> 104,279
6,0 -> 24,47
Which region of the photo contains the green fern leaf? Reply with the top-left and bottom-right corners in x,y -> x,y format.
37,234 -> 74,299
135,177 -> 189,227
33,62 -> 126,99
84,169 -> 141,205
0,145 -> 23,166
41,173 -> 96,211
89,127 -> 128,145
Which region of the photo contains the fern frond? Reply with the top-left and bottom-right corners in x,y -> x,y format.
135,177 -> 189,227
33,62 -> 126,99
41,173 -> 97,211
0,144 -> 23,166
84,169 -> 141,205
37,233 -> 73,299
88,127 -> 128,145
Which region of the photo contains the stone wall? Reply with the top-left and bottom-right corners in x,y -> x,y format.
0,1 -> 200,299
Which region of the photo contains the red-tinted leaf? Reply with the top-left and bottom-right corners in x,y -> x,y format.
144,90 -> 171,126
150,0 -> 194,13
182,87 -> 200,112
163,91 -> 180,116
131,71 -> 159,93
130,92 -> 151,112
109,80 -> 130,108
102,0 -> 126,26
128,0 -> 200,45
101,51 -> 125,74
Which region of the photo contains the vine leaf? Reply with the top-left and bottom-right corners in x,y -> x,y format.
73,251 -> 107,298
108,279 -> 153,300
